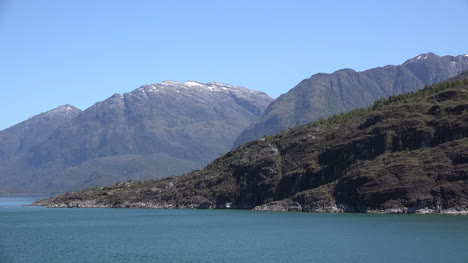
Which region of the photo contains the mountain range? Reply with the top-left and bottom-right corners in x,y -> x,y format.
233,53 -> 468,148
3,52 -> 467,195
0,81 -> 272,193
32,72 -> 468,214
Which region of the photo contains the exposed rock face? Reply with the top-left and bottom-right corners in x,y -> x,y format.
233,53 -> 468,148
1,81 -> 272,193
32,73 -> 468,214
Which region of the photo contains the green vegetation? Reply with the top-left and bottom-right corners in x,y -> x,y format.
309,77 -> 468,128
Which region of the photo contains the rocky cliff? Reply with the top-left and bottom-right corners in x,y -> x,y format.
32,72 -> 468,214
233,53 -> 468,148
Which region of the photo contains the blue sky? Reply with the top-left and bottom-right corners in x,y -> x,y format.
1,0 -> 467,130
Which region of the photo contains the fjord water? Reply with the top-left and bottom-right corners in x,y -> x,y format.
1,196 -> 468,263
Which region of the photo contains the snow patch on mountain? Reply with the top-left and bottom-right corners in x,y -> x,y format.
184,81 -> 204,87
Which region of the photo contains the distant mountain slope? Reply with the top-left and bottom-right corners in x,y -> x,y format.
0,81 -> 272,193
0,105 -> 81,161
33,72 -> 468,214
233,53 -> 468,148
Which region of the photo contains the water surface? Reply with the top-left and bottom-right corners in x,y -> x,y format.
1,196 -> 467,263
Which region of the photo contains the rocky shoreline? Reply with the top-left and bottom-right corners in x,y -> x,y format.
28,197 -> 468,215
251,200 -> 468,215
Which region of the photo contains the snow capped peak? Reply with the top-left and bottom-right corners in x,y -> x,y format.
49,104 -> 80,114
415,52 -> 436,60
184,81 -> 204,87
404,52 -> 438,64
403,52 -> 468,65
135,80 -> 258,96
145,80 -> 237,92
55,104 -> 77,112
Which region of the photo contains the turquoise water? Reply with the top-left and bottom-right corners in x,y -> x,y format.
1,196 -> 468,263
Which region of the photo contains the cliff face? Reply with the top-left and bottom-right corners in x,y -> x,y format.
233,53 -> 468,148
32,73 -> 468,214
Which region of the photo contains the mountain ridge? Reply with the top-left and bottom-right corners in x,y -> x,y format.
233,53 -> 468,148
0,81 -> 272,194
0,104 -> 82,162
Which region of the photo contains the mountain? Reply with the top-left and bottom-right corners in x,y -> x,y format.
0,105 -> 82,193
233,53 -> 468,148
32,72 -> 468,214
0,81 -> 272,194
0,105 -> 81,162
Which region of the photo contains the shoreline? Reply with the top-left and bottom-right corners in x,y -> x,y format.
27,200 -> 468,215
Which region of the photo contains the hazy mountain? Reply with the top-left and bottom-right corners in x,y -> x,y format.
0,105 -> 81,161
233,53 -> 468,148
33,73 -> 468,214
0,81 -> 272,193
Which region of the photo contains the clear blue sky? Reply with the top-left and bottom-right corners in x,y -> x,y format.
2,0 -> 467,130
